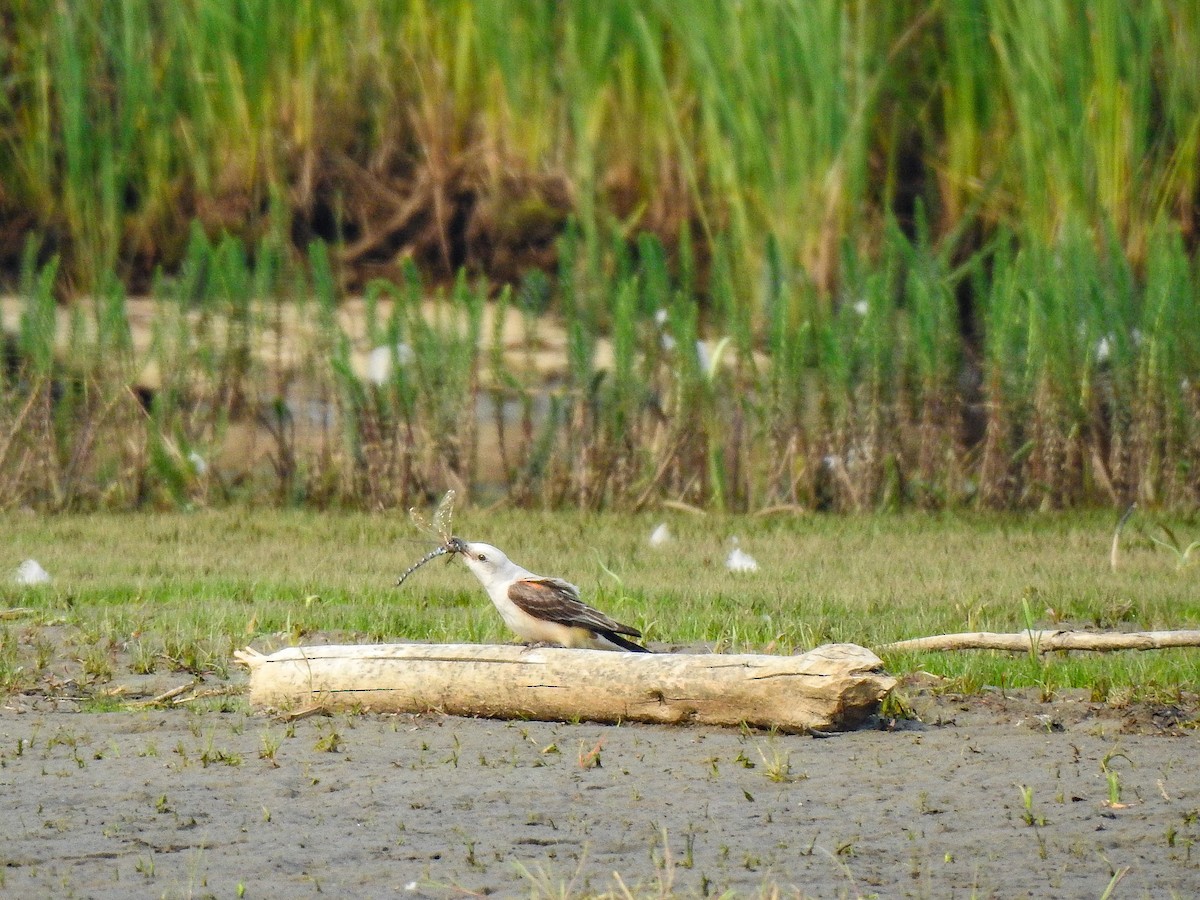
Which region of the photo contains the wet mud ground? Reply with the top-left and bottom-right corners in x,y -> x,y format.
1,675 -> 1199,899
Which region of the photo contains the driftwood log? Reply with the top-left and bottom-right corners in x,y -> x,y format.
234,642 -> 896,733
880,629 -> 1200,654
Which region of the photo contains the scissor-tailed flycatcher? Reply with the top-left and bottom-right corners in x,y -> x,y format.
449,538 -> 650,652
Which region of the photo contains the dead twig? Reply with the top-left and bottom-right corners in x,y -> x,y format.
1110,502 -> 1136,572
754,504 -> 808,517
276,704 -> 332,723
172,685 -> 243,705
632,433 -> 687,512
132,680 -> 199,708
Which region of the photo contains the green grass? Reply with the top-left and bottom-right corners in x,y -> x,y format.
3,222 -> 1198,513
1,2 -> 1198,291
3,509 -> 1198,702
3,5 -> 1200,513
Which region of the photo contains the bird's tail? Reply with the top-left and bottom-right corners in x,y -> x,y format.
602,631 -> 652,653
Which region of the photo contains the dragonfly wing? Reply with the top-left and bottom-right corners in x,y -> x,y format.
433,489 -> 456,542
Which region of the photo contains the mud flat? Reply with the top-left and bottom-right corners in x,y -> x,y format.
1,678 -> 1198,898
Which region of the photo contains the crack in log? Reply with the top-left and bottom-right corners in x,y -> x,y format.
293,655 -> 534,666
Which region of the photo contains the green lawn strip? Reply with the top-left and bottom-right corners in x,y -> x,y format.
1,509 -> 1197,704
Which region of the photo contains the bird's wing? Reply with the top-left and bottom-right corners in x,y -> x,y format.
508,578 -> 642,637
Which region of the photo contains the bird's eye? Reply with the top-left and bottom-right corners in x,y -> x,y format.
477,553 -> 487,562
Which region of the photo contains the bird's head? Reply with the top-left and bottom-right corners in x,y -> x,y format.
451,539 -> 514,584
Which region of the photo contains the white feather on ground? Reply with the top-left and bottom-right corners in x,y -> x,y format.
725,538 -> 759,573
13,559 -> 51,585
648,523 -> 672,547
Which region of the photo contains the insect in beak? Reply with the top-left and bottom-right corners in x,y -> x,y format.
396,492 -> 464,588
438,536 -> 466,566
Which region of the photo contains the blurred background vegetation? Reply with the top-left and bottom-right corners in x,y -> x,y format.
0,0 -> 1197,512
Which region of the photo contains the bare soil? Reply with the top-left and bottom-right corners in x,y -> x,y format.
1,665 -> 1199,898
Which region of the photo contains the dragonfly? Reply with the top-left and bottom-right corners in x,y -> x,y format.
395,490 -> 465,587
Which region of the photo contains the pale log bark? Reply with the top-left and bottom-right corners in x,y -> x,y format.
234,642 -> 896,733
879,629 -> 1200,654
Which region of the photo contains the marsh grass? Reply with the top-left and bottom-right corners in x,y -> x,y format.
3,6 -> 1199,523
3,217 -> 1198,513
4,3 -> 1198,296
3,5 -> 1199,513
2,509 -> 1199,702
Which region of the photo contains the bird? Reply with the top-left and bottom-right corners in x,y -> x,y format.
449,538 -> 650,652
